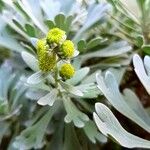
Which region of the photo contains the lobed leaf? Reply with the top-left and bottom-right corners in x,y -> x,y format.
94,103 -> 150,149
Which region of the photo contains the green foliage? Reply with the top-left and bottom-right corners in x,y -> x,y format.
0,0 -> 150,149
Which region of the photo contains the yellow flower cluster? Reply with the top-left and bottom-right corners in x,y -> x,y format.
47,28 -> 66,45
59,40 -> 75,59
59,63 -> 75,79
37,39 -> 57,72
36,27 -> 75,79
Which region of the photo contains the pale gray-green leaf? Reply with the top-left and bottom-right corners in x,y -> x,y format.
21,51 -> 39,72
27,71 -> 48,85
81,41 -> 132,62
66,67 -> 90,85
37,89 -> 58,106
94,103 -> 150,149
123,89 -> 150,125
96,71 -> 150,132
30,38 -> 38,48
59,81 -> 83,97
63,97 -> 89,128
133,54 -> 150,95
83,120 -> 107,143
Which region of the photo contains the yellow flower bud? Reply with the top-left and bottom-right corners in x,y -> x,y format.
59,63 -> 75,79
58,40 -> 75,59
47,28 -> 66,45
36,39 -> 57,72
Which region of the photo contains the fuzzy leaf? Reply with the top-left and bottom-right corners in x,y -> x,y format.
133,54 -> 150,95
13,103 -> 59,149
63,97 -> 89,128
94,103 -> 150,149
66,67 -> 90,85
59,81 -> 83,97
37,89 -> 58,106
27,71 -> 48,85
83,120 -> 107,143
21,51 -> 39,72
63,124 -> 81,150
96,71 -> 150,132
81,41 -> 132,62
30,37 -> 38,48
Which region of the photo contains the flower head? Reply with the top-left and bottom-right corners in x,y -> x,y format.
36,38 -> 48,54
58,40 -> 75,59
59,63 -> 75,79
36,39 -> 57,72
47,28 -> 66,45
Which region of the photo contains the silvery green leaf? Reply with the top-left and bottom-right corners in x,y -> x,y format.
0,31 -> 27,53
47,119 -> 64,150
109,0 -> 140,24
76,83 -> 96,93
63,97 -> 89,128
30,37 -> 38,48
82,70 -> 101,84
123,89 -> 150,125
11,83 -> 27,110
75,98 -> 93,113
72,57 -> 82,70
60,0 -> 74,14
144,56 -> 150,76
66,67 -> 90,85
86,37 -> 105,50
13,103 -> 59,149
106,68 -> 126,84
25,82 -> 50,91
94,103 -> 150,149
26,90 -> 47,100
0,65 -> 14,99
59,81 -> 83,97
83,120 -> 107,143
63,124 -> 81,150
74,83 -> 100,99
81,41 -> 132,62
21,51 -> 39,72
1,12 -> 29,39
37,89 -> 58,106
96,71 -> 150,132
133,54 -> 150,95
27,71 -> 48,85
73,3 -> 111,42
40,0 -> 61,20
73,50 -> 79,57
81,89 -> 100,99
17,0 -> 47,34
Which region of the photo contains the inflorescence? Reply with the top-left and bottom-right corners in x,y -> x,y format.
36,27 -> 75,79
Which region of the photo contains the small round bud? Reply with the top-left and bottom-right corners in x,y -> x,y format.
36,39 -> 57,72
59,63 -> 75,79
58,40 -> 75,59
47,28 -> 66,45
